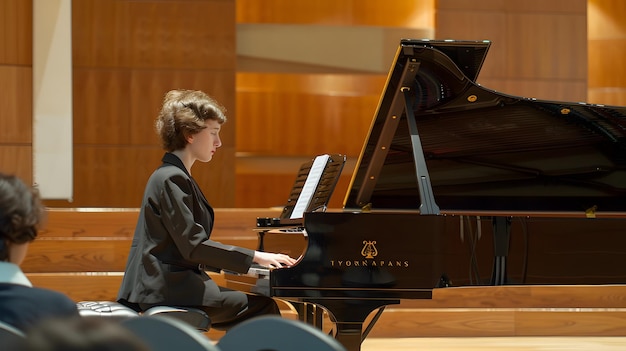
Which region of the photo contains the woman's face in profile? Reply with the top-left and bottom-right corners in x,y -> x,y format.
187,119 -> 222,163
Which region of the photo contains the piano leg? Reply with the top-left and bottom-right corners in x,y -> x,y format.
292,301 -> 324,329
304,299 -> 400,351
491,216 -> 512,285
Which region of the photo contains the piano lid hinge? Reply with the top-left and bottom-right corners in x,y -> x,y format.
361,203 -> 372,212
585,205 -> 597,218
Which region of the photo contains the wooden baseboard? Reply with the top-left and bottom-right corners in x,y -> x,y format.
367,307 -> 626,337
370,285 -> 626,337
279,285 -> 626,338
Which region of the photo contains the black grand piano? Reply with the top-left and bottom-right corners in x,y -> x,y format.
245,39 -> 626,351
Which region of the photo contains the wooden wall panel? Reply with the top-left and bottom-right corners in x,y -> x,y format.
351,0 -> 434,28
588,0 -> 626,40
237,0 -> 434,27
508,1 -> 587,12
588,0 -> 626,106
587,40 -> 626,88
57,0 -> 237,207
126,71 -> 237,147
588,88 -> 626,106
436,0 -> 587,102
72,70 -> 133,145
505,14 -> 586,80
43,144 -> 235,208
72,0 -> 235,69
233,0 -> 434,207
477,79 -> 588,102
43,146 -> 159,208
0,146 -> 32,185
0,66 -> 32,143
0,1 -> 32,184
438,0 -> 587,13
236,73 -> 384,157
234,0 -> 591,208
0,0 -> 32,64
234,72 -> 383,206
8,0 -> 621,209
73,70 -> 236,146
64,68 -> 236,207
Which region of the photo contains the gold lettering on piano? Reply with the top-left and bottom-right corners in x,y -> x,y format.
361,240 -> 378,259
330,260 -> 409,267
329,240 -> 410,268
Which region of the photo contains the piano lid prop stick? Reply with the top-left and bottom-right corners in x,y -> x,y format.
460,215 -> 464,242
401,84 -> 440,215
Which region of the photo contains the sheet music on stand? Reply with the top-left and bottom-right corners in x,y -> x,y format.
239,154 -> 345,279
290,154 -> 331,219
255,153 -> 346,228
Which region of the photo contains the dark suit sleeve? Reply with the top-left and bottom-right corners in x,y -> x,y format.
159,174 -> 254,273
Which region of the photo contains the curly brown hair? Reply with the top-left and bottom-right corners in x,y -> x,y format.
0,173 -> 45,261
155,89 -> 227,152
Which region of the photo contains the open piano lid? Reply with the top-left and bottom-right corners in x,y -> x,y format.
344,39 -> 626,215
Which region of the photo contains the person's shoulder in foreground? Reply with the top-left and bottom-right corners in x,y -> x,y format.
0,173 -> 79,332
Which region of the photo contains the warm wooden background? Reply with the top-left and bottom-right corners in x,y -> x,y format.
0,0 -> 625,209
588,0 -> 626,105
0,0 -> 33,188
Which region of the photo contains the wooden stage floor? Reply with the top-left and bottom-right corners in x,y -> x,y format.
361,337 -> 626,351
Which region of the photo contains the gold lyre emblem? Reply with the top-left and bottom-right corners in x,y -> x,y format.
361,240 -> 378,259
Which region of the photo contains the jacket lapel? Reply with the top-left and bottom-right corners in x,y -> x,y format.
160,153 -> 214,227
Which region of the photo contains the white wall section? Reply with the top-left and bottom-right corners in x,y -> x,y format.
33,0 -> 73,200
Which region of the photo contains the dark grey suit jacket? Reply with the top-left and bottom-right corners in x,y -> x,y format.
117,153 -> 254,308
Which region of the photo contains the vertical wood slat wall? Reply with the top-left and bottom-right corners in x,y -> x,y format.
234,0 -> 436,208
588,0 -> 626,106
436,0 -> 589,103
0,0 -> 33,185
233,0 -> 593,208
47,0 -> 238,208
0,0 -> 624,208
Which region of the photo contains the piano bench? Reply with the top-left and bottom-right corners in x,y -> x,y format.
76,301 -> 139,321
143,306 -> 211,332
76,301 -> 211,332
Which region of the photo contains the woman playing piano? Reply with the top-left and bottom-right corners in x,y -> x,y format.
117,89 -> 297,329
